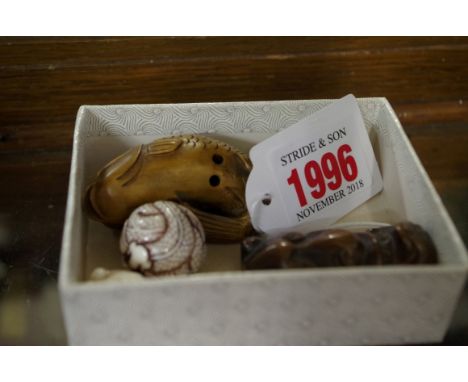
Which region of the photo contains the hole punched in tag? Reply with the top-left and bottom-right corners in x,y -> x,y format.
262,195 -> 272,206
251,193 -> 272,233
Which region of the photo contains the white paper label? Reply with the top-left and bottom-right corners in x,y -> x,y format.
246,94 -> 383,235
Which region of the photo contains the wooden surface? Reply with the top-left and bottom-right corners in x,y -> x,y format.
0,37 -> 467,345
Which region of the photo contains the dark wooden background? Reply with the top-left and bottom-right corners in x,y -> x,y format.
0,37 -> 467,344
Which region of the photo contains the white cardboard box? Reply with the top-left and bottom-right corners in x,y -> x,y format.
59,98 -> 468,345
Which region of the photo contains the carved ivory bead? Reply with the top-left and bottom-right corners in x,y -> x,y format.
120,201 -> 206,276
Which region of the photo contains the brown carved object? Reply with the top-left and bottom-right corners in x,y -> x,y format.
241,222 -> 438,270
85,134 -> 253,243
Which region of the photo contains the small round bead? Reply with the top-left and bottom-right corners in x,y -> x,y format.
120,201 -> 206,276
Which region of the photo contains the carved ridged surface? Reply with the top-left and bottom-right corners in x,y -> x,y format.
120,201 -> 206,276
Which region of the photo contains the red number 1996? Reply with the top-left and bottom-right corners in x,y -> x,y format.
287,144 -> 358,207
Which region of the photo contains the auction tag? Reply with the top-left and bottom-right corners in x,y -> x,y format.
246,94 -> 383,235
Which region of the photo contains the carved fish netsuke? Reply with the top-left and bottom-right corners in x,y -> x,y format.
85,134 -> 253,243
